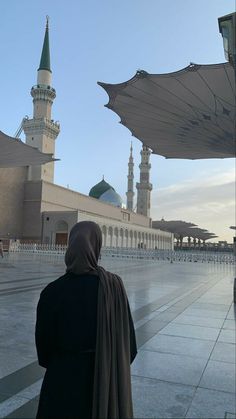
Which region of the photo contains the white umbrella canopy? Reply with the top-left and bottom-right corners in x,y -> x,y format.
98,62 -> 235,159
152,220 -> 197,233
152,220 -> 217,240
0,130 -> 57,167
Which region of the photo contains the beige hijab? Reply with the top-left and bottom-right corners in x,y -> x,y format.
65,221 -> 133,419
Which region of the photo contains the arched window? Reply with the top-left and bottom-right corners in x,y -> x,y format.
55,220 -> 68,232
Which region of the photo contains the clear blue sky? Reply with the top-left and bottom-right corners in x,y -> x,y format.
1,0 -> 235,241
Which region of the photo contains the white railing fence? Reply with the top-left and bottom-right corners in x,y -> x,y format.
9,243 -> 235,265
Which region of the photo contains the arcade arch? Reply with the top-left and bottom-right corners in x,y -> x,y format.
55,220 -> 68,245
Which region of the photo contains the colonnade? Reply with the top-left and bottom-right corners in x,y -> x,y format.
52,219 -> 173,250
98,225 -> 172,250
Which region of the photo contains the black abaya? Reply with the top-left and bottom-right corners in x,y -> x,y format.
35,272 -> 137,419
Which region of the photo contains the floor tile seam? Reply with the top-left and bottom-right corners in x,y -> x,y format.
134,291 -> 183,312
0,374 -> 42,403
0,379 -> 42,405
177,312 -> 228,320
114,262 -> 160,270
170,279 -> 232,315
161,322 -> 222,332
196,384 -> 236,395
145,331 -> 219,343
167,277 -> 226,308
214,304 -> 236,347
0,275 -> 57,285
0,390 -> 38,403
172,320 -> 225,329
134,305 -> 214,337
179,281 -> 224,302
193,302 -> 233,309
136,333 -> 158,349
0,380 -> 41,417
139,347 -> 214,361
131,372 -> 197,388
135,321 -> 168,337
137,347 -> 213,363
0,398 -> 29,419
0,281 -> 49,294
154,283 -> 214,309
134,308 -> 178,328
132,284 -> 201,321
134,282 -> 228,335
134,307 -> 180,324
208,357 -> 236,365
130,373 -> 196,389
0,362 -> 41,393
193,323 -> 229,390
183,380 -> 199,418
0,285 -> 47,297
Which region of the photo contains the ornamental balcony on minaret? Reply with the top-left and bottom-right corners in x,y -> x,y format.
126,142 -> 135,211
136,145 -> 152,217
23,17 -> 60,183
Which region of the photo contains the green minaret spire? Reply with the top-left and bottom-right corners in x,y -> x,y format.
38,16 -> 51,72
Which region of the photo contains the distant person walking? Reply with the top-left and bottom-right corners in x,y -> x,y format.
35,221 -> 137,419
0,240 -> 4,258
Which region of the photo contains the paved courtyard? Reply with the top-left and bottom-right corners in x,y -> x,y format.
0,253 -> 235,418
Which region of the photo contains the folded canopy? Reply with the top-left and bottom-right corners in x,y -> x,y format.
99,62 -> 235,159
0,130 -> 56,167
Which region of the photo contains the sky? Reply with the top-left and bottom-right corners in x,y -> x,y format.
1,0 -> 235,242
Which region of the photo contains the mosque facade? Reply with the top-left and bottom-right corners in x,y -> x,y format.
0,21 -> 173,250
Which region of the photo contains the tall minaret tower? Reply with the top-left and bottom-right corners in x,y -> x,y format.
23,17 -> 60,183
126,142 -> 134,211
136,145 -> 152,217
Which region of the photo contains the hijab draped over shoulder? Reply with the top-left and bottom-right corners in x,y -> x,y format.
65,221 -> 134,419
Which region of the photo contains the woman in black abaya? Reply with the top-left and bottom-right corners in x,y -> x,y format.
35,221 -> 137,419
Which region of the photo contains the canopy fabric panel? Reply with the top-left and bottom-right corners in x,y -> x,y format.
152,220 -> 216,240
0,131 -> 56,167
99,62 -> 235,159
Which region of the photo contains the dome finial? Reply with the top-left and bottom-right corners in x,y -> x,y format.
102,174 -> 104,180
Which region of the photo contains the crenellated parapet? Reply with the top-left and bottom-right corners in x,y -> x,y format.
23,117 -> 60,139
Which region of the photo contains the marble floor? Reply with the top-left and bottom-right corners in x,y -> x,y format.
0,253 -> 235,418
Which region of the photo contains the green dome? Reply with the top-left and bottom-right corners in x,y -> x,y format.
89,179 -> 114,199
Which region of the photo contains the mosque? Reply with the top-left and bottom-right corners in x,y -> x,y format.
0,21 -> 173,250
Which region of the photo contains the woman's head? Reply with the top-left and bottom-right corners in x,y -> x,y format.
65,221 -> 102,275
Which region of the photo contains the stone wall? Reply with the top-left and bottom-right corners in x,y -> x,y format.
41,181 -> 151,227
0,167 -> 27,238
23,181 -> 43,239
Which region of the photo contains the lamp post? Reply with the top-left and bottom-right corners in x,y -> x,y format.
218,12 -> 236,66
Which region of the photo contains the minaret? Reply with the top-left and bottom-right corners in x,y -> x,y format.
136,145 -> 152,217
126,142 -> 134,211
23,17 -> 60,183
